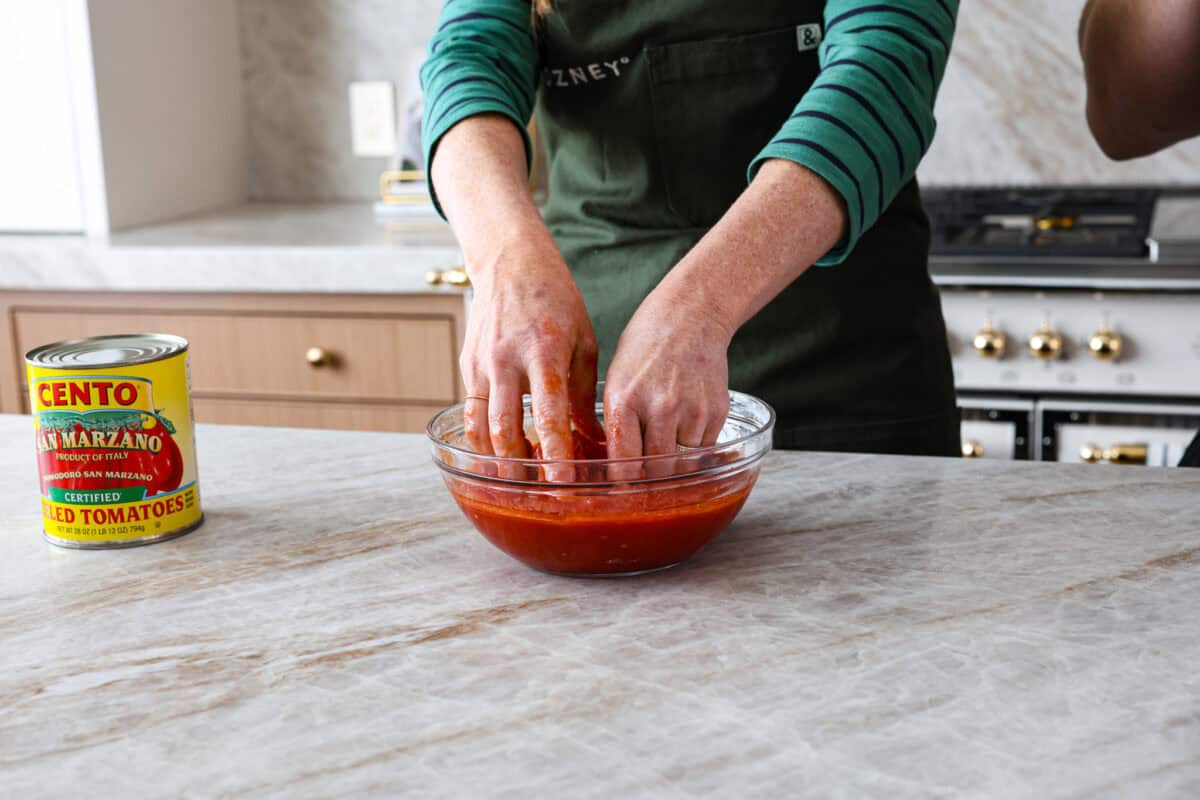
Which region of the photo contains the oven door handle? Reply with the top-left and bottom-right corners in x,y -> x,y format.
1080,443 -> 1149,465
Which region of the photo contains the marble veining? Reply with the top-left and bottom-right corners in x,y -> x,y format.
920,0 -> 1200,185
236,0 -> 1200,202
1,415 -> 1199,797
238,0 -> 440,201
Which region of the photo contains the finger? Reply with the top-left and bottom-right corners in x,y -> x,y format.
643,411 -> 679,479
702,392 -> 730,447
676,406 -> 706,449
604,388 -> 643,482
463,382 -> 492,456
528,360 -> 574,483
488,372 -> 527,459
567,340 -> 603,441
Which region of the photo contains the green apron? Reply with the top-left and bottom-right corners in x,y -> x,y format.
535,0 -> 960,456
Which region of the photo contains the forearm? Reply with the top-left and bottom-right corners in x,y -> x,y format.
656,160 -> 847,337
430,114 -> 556,283
1080,0 -> 1200,159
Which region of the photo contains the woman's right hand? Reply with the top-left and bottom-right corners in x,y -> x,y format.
429,114 -> 596,478
460,235 -> 599,479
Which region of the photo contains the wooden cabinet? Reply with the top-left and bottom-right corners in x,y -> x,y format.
0,291 -> 466,432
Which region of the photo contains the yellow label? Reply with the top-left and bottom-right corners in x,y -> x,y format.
27,349 -> 203,544
39,484 -> 201,543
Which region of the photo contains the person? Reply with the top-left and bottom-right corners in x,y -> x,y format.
1079,0 -> 1200,160
1079,0 -> 1200,467
421,1 -> 961,466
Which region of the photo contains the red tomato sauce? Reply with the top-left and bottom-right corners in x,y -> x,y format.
448,473 -> 756,575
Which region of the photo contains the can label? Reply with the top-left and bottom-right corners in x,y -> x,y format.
28,350 -> 202,546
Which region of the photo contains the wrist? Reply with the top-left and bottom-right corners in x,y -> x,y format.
642,280 -> 737,347
463,216 -> 563,287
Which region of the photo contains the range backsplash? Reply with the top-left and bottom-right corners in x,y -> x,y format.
237,0 -> 1200,202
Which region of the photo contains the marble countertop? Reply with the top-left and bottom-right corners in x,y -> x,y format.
0,203 -> 463,294
2,414 -> 1199,797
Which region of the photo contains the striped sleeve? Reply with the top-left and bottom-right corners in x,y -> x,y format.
420,1 -> 539,216
748,1 -> 959,265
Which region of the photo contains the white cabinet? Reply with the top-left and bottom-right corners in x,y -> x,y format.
0,1 -> 85,231
0,0 -> 245,235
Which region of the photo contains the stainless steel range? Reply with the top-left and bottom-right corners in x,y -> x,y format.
926,187 -> 1200,466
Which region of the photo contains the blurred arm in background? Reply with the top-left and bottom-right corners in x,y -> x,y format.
1079,0 -> 1200,159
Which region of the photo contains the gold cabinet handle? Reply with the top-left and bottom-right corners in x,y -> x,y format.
442,267 -> 471,287
305,346 -> 334,367
961,439 -> 984,458
425,266 -> 471,288
1080,442 -> 1148,465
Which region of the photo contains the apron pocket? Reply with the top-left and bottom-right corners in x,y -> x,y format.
646,24 -> 820,228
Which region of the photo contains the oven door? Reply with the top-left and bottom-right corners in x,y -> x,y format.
1038,399 -> 1200,466
959,396 -> 1035,460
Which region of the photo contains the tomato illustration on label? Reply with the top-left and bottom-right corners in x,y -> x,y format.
35,409 -> 184,498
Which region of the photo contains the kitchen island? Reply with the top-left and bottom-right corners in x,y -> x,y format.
2,414 -> 1198,798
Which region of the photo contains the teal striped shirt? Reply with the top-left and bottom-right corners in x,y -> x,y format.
421,1 -> 958,265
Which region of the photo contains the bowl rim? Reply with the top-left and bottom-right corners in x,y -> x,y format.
426,388 -> 775,485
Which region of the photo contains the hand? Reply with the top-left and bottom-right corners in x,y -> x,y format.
460,236 -> 599,481
604,287 -> 733,471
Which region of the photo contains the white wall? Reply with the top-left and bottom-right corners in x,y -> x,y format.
87,0 -> 247,230
0,0 -> 86,232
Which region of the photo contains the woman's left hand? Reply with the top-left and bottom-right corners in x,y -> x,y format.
604,159 -> 846,465
603,288 -> 733,461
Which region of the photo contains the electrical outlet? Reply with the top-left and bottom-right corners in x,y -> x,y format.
349,81 -> 397,157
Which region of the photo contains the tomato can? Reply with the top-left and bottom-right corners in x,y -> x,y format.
26,334 -> 204,548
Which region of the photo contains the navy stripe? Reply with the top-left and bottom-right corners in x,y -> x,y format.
811,83 -> 906,178
423,58 -> 460,89
789,109 -> 885,217
437,11 -> 531,40
488,53 -> 534,95
934,0 -> 954,23
424,51 -> 533,102
825,58 -> 928,153
433,74 -> 513,99
858,44 -> 920,95
772,138 -> 865,226
847,25 -> 936,85
428,93 -> 522,133
827,4 -> 948,49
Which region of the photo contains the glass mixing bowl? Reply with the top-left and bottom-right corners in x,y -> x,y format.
427,389 -> 774,576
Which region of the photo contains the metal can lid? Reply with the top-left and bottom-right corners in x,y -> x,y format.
25,333 -> 189,369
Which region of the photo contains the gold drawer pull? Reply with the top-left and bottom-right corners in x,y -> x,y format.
305,347 -> 334,368
425,266 -> 471,288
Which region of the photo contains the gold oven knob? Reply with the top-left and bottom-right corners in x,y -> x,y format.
1088,325 -> 1123,361
305,346 -> 333,367
1079,443 -> 1105,463
972,323 -> 1007,359
961,439 -> 984,458
424,269 -> 444,286
1028,322 -> 1063,361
